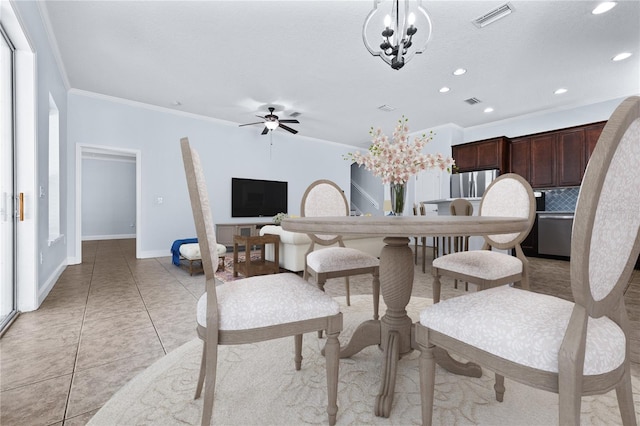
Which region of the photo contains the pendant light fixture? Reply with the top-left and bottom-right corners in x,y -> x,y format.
362,0 -> 432,70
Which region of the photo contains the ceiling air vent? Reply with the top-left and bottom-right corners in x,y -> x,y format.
378,104 -> 396,112
289,111 -> 301,118
464,97 -> 482,105
472,3 -> 514,28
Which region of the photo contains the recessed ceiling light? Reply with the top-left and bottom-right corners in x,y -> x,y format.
439,87 -> 450,93
612,52 -> 632,61
484,107 -> 494,113
554,88 -> 568,95
592,2 -> 617,15
453,68 -> 467,76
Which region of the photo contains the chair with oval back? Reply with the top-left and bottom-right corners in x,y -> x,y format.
448,198 -> 474,291
430,173 -> 535,303
301,179 -> 380,325
417,96 -> 640,425
181,139 -> 343,426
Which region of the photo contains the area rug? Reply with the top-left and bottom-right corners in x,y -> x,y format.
88,295 -> 639,425
214,252 -> 263,282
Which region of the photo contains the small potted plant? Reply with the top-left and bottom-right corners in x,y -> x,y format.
272,212 -> 289,226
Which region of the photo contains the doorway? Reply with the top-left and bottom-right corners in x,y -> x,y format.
0,25 -> 17,332
75,145 -> 141,262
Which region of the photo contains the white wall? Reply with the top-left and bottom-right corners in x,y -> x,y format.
460,97 -> 629,143
11,0 -> 69,310
67,92 -> 355,258
81,157 -> 136,239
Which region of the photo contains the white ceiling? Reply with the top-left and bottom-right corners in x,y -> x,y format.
41,1 -> 640,148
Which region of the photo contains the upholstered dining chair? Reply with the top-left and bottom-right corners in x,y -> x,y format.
180,139 -> 343,426
431,173 -> 535,303
413,203 -> 428,272
417,96 -> 640,425
448,198 -> 474,291
301,179 -> 380,320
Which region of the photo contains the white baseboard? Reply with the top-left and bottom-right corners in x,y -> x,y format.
82,234 -> 136,241
139,249 -> 170,259
66,256 -> 82,265
37,261 -> 66,309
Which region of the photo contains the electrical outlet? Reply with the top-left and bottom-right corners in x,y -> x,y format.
40,252 -> 43,264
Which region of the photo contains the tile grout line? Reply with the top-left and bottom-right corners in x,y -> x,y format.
123,243 -> 170,358
61,241 -> 97,425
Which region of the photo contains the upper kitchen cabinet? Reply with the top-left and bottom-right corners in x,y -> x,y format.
508,121 -> 607,189
509,137 -> 531,182
584,122 -> 607,166
530,133 -> 557,188
452,137 -> 508,173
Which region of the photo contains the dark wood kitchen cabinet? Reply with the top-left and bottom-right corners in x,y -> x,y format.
530,134 -> 557,188
508,121 -> 607,189
509,137 -> 530,181
556,128 -> 585,187
584,122 -> 607,167
452,137 -> 508,172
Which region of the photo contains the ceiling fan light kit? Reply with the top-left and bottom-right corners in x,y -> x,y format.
239,107 -> 300,135
362,0 -> 432,70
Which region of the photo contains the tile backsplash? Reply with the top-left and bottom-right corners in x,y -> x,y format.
544,187 -> 580,212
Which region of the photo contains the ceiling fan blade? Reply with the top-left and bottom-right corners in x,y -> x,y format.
279,123 -> 298,134
239,121 -> 264,127
255,115 -> 266,120
279,119 -> 300,124
261,126 -> 269,135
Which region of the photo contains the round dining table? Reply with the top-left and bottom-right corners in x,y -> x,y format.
282,214 -> 529,418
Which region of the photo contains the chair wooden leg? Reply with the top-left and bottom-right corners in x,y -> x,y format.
494,373 -> 505,402
615,367 -> 637,426
294,334 -> 303,371
421,237 -> 427,273
344,277 -> 351,306
432,273 -> 442,304
317,276 -> 327,338
201,339 -> 218,426
325,330 -> 340,426
418,341 -> 436,426
195,339 -> 206,399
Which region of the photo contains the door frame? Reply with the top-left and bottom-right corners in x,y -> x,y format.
74,144 -> 141,262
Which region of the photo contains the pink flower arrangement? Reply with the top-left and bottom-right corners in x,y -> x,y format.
346,116 -> 455,184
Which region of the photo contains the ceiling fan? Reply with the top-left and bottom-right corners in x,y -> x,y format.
239,107 -> 300,135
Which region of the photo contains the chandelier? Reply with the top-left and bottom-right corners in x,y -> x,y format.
362,0 -> 432,70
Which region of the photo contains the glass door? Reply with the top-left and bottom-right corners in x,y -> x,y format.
0,26 -> 17,333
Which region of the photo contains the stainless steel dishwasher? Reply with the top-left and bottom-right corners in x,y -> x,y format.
538,212 -> 574,257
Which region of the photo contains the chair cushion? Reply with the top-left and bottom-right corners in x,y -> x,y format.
180,243 -> 226,260
432,250 -> 522,280
306,247 -> 379,273
420,285 -> 626,375
197,273 -> 340,330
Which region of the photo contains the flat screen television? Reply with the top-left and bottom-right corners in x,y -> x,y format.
231,178 -> 288,218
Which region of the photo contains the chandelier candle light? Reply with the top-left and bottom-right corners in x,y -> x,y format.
345,117 -> 455,216
362,0 -> 433,70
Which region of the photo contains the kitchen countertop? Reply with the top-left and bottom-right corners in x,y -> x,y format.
537,211 -> 575,215
422,198 -> 482,204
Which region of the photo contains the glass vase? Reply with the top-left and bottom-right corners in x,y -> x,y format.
390,183 -> 407,216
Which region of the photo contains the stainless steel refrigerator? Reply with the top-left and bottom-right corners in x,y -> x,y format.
450,169 -> 500,198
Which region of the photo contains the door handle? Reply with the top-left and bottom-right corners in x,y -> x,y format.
19,192 -> 24,221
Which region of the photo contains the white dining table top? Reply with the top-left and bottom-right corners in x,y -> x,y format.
281,215 -> 529,238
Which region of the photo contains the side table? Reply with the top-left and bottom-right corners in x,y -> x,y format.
233,234 -> 280,277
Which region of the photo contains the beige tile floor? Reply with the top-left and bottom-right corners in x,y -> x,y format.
1,238 -> 638,425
